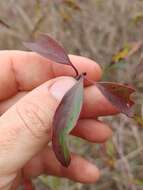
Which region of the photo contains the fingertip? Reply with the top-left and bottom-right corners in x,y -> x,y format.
85,60 -> 102,85
88,60 -> 102,81
69,55 -> 102,82
90,120 -> 113,143
62,155 -> 100,183
72,119 -> 113,143
98,123 -> 113,143
81,161 -> 100,183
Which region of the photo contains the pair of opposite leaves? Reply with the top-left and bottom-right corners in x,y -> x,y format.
24,34 -> 135,167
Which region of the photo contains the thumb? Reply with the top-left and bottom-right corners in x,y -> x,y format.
0,76 -> 76,174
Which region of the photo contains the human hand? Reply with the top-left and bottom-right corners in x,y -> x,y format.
0,51 -> 117,190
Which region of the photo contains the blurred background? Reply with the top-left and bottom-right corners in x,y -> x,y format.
0,0 -> 143,189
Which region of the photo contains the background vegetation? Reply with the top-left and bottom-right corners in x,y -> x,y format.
0,0 -> 143,189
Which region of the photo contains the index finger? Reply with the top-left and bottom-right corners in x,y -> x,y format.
0,50 -> 102,101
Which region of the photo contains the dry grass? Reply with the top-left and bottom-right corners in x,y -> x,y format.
0,0 -> 143,189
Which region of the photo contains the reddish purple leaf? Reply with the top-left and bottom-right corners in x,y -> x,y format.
23,33 -> 78,75
52,76 -> 84,167
96,82 -> 135,117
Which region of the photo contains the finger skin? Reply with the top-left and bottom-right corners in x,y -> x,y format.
0,50 -> 102,100
71,119 -> 112,143
0,92 -> 27,115
23,146 -> 100,184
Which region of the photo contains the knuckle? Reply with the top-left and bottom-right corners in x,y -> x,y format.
15,101 -> 52,138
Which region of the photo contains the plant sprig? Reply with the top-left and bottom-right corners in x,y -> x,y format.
24,33 -> 135,167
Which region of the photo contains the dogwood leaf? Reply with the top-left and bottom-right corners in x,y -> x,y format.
96,82 -> 135,117
52,76 -> 84,167
23,33 -> 78,75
